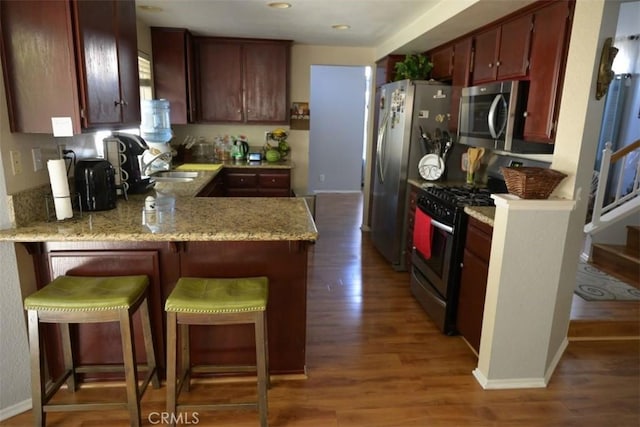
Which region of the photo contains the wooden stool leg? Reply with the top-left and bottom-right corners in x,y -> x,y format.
59,322 -> 76,392
27,310 -> 45,427
119,309 -> 141,427
255,312 -> 269,427
166,311 -> 178,426
140,296 -> 160,389
264,313 -> 271,389
180,323 -> 190,392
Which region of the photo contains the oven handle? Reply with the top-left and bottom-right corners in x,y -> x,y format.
430,218 -> 454,234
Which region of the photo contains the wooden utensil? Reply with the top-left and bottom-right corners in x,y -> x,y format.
466,147 -> 481,184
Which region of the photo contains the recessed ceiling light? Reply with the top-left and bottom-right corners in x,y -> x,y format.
138,5 -> 163,12
331,24 -> 351,30
268,2 -> 291,8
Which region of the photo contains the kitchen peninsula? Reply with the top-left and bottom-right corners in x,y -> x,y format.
0,168 -> 318,379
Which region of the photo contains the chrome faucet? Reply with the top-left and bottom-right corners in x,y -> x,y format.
142,151 -> 172,176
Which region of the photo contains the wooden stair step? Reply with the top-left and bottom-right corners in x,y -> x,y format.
568,319 -> 640,340
591,243 -> 640,288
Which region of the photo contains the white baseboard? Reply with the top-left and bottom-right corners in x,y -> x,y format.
472,369 -> 547,389
0,398 -> 32,422
545,337 -> 569,384
472,338 -> 568,389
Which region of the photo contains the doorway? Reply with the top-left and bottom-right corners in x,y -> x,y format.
308,65 -> 370,193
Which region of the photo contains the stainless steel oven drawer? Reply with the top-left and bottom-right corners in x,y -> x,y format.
410,266 -> 446,333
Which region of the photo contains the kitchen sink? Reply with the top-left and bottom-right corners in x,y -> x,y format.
152,171 -> 202,178
151,176 -> 195,183
150,171 -> 203,182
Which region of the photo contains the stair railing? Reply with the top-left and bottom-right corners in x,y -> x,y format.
591,139 -> 640,228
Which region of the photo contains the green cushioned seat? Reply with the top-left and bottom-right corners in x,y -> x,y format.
165,277 -> 268,314
24,275 -> 149,312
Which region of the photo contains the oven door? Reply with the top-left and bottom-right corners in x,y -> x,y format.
413,216 -> 454,298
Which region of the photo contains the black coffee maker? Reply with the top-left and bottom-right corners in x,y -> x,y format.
112,132 -> 154,194
75,159 -> 117,211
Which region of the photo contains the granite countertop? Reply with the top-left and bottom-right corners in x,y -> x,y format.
464,206 -> 496,227
0,162 -> 317,243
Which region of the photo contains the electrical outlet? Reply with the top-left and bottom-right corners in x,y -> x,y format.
319,174 -> 325,182
31,147 -> 43,171
10,150 -> 22,175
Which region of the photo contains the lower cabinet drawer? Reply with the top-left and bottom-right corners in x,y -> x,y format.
225,173 -> 258,188
259,173 -> 290,189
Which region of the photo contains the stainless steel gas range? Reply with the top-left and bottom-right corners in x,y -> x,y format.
410,185 -> 495,335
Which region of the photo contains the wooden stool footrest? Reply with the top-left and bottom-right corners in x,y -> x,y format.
44,402 -> 128,412
178,402 -> 258,412
192,365 -> 257,374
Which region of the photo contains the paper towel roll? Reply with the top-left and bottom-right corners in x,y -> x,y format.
47,159 -> 73,220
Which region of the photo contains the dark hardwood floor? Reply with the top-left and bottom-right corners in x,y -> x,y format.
4,193 -> 639,426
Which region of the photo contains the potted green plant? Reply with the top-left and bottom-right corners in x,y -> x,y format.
393,54 -> 433,81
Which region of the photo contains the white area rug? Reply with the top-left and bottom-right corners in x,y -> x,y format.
574,262 -> 640,301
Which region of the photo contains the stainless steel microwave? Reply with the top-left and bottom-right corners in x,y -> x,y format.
457,80 -> 553,154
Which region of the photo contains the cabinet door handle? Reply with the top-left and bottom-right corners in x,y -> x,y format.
523,111 -> 529,117
488,63 -> 493,68
495,60 -> 501,67
121,99 -> 128,106
271,178 -> 276,183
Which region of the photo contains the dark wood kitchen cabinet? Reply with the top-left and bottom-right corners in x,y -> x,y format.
449,37 -> 473,132
74,0 -> 140,128
223,168 -> 291,197
429,44 -> 454,81
523,0 -> 573,143
194,38 -> 290,124
195,172 -> 224,197
471,13 -> 533,85
150,27 -> 196,124
457,216 -> 493,355
375,55 -> 404,87
0,0 -> 140,133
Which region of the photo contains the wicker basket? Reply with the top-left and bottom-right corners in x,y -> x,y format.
500,167 -> 567,199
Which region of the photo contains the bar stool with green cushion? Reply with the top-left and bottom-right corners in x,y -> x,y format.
24,275 -> 160,427
165,276 -> 269,427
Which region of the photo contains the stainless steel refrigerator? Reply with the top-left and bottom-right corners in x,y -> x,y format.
370,80 -> 452,270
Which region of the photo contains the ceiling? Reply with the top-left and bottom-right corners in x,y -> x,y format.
135,0 -> 445,49
135,0 -> 542,55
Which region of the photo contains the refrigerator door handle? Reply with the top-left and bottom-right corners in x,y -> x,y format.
376,111 -> 390,184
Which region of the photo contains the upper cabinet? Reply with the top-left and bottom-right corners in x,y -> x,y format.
374,55 -> 403,88
449,38 -> 473,132
523,1 -> 573,143
423,0 -> 573,143
0,0 -> 140,133
194,38 -> 291,124
471,13 -> 533,85
74,0 -> 140,128
150,28 -> 196,125
429,45 -> 454,81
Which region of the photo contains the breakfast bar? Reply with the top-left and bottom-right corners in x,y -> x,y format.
0,171 -> 318,380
